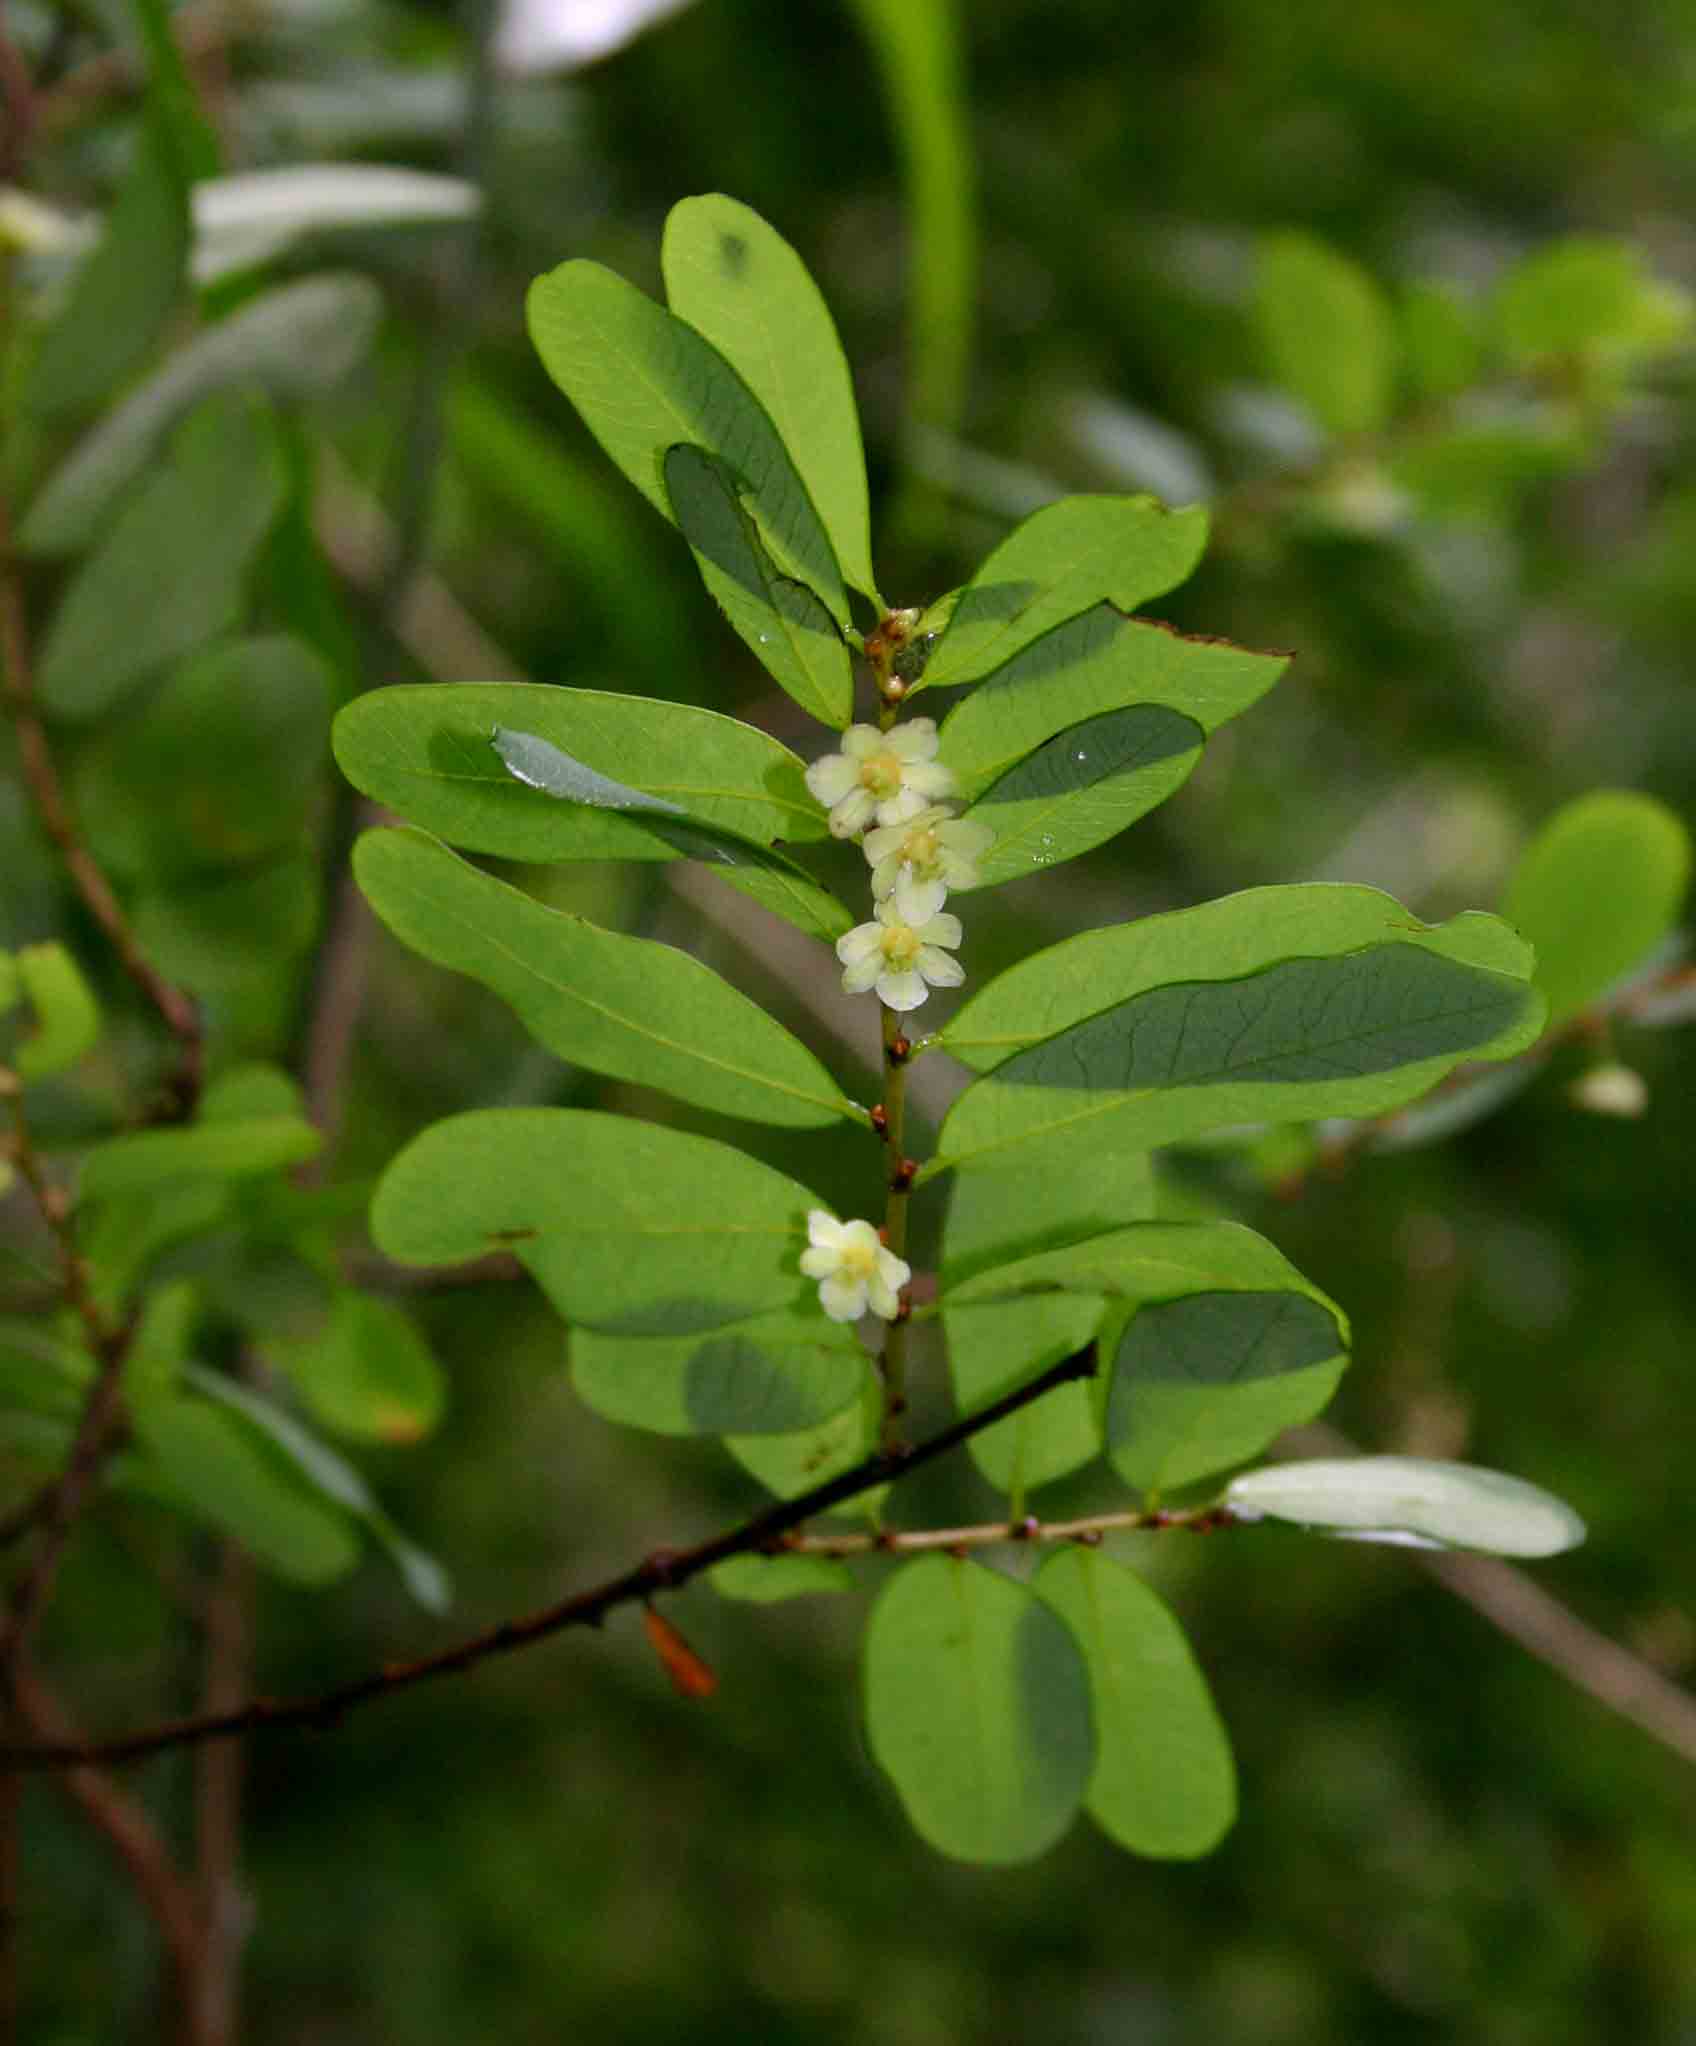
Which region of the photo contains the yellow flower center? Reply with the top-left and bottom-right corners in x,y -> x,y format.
859,750 -> 905,798
838,1239 -> 878,1281
882,924 -> 922,968
904,825 -> 941,869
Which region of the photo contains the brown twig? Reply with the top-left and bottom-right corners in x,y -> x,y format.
0,1341 -> 1102,1771
785,1502 -> 1231,1556
0,492 -> 202,1122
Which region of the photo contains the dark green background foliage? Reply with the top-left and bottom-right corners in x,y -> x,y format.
6,0 -> 1696,2040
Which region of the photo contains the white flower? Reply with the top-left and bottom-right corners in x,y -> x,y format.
800,1210 -> 910,1322
835,900 -> 965,1012
803,719 -> 956,839
864,805 -> 996,922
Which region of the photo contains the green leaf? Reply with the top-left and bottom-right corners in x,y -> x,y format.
185,1366 -> 450,1610
371,1107 -> 825,1337
920,496 -> 1209,692
11,942 -> 101,1080
943,1293 -> 1105,1496
664,446 -> 853,726
526,258 -> 847,625
0,1320 -> 90,1423
1400,281 -> 1481,402
26,121 -> 189,420
862,1555 -> 1094,1865
941,1145 -> 1155,1288
1255,233 -> 1397,438
130,856 -> 321,991
78,635 -> 331,878
20,275 -> 381,555
1502,790 -> 1691,1028
279,1289 -> 444,1445
1102,1286 -> 1347,1495
129,0 -> 222,182
1035,1548 -> 1235,1859
931,887 -> 1542,1179
709,1553 -> 855,1601
333,683 -> 825,862
960,705 -> 1203,888
490,724 -> 852,942
937,608 -> 1285,803
35,393 -> 286,720
1226,1457 -> 1587,1557
354,830 -> 856,1127
1494,238 -> 1692,368
130,1398 -> 359,1583
663,194 -> 878,604
725,1375 -> 884,1513
80,1116 -> 323,1202
571,1310 -> 864,1436
126,1278 -> 198,1408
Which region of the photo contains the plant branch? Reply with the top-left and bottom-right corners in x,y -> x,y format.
876,1005 -> 913,1451
0,1341 -> 1102,1772
785,1501 -> 1232,1556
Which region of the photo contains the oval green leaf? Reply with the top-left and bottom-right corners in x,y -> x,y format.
572,1308 -> 863,1437
663,193 -> 877,603
920,495 -> 1209,691
863,1555 -> 1094,1865
1226,1457 -> 1587,1557
1502,790 -> 1691,1028
280,1290 -> 445,1445
944,1293 -> 1105,1496
1036,1548 -> 1235,1859
1256,232 -> 1397,438
80,1116 -> 323,1201
371,1107 -> 824,1337
709,1553 -> 856,1601
354,829 -> 855,1127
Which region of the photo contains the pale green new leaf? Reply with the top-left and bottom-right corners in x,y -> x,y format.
571,1309 -> 864,1436
11,942 -> 100,1080
938,607 -> 1284,803
709,1553 -> 855,1601
919,496 -> 1209,691
663,194 -> 878,603
354,830 -> 855,1127
931,886 -> 1542,1178
80,1116 -> 323,1201
36,393 -> 286,719
526,258 -> 847,625
664,446 -> 853,727
371,1107 -> 823,1337
21,275 -> 380,555
333,684 -> 825,859
959,705 -> 1203,889
1502,790 -> 1691,1028
863,1555 -> 1094,1865
1227,1457 -> 1586,1557
1036,1548 -> 1235,1859
1256,233 -> 1397,438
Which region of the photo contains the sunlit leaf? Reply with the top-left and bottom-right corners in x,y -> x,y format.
937,607 -> 1284,803
1036,1548 -> 1235,1858
664,193 -> 877,603
863,1555 -> 1094,1864
10,942 -> 100,1080
1256,233 -> 1397,438
1226,1457 -> 1587,1557
920,496 -> 1209,691
527,257 -> 847,624
354,830 -> 857,1126
371,1107 -> 824,1337
664,446 -> 853,726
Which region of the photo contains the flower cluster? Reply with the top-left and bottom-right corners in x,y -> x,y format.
805,717 -> 994,1014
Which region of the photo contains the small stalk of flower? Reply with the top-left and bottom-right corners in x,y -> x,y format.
803,719 -> 956,839
864,805 -> 995,923
836,901 -> 964,1012
801,1211 -> 910,1322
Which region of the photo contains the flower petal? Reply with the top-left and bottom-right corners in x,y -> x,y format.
894,870 -> 948,924
806,1208 -> 844,1248
902,759 -> 957,802
885,718 -> 940,761
836,922 -> 884,966
862,822 -> 905,864
940,817 -> 995,858
841,954 -> 884,995
875,1246 -> 912,1292
828,788 -> 876,838
804,754 -> 858,806
869,851 -> 901,899
841,725 -> 883,760
818,1275 -> 868,1322
800,1246 -> 840,1279
917,946 -> 965,989
865,1270 -> 902,1320
877,968 -> 930,1012
836,1219 -> 882,1257
874,786 -> 929,828
917,911 -> 963,949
